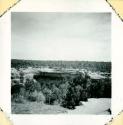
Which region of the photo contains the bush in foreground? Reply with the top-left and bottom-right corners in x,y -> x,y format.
28,91 -> 45,103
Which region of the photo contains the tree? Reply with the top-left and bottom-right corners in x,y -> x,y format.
25,78 -> 41,93
62,86 -> 76,109
43,88 -> 52,104
11,84 -> 25,103
51,85 -> 60,103
62,72 -> 90,109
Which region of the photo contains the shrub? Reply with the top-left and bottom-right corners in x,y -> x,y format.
11,68 -> 20,79
59,83 -> 69,103
11,82 -> 25,103
51,85 -> 60,102
11,79 -> 20,86
103,81 -> 111,98
62,72 -> 90,109
27,90 -> 45,103
74,85 -> 83,105
42,88 -> 52,104
11,94 -> 25,103
87,78 -> 111,98
25,78 -> 35,92
27,90 -> 37,101
11,84 -> 25,96
25,78 -> 41,93
37,92 -> 46,103
62,86 -> 76,109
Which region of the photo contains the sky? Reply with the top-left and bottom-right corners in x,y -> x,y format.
11,12 -> 111,61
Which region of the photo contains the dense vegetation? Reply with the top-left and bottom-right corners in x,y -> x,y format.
11,59 -> 111,73
11,67 -> 111,110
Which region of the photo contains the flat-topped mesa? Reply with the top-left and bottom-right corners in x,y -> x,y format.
11,67 -> 110,87
33,70 -> 107,81
34,71 -> 73,80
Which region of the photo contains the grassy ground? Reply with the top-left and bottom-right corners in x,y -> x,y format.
12,98 -> 111,114
11,101 -> 67,114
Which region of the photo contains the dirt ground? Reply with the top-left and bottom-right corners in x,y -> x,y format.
12,98 -> 111,114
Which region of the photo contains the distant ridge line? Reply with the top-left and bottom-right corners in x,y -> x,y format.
11,59 -> 111,63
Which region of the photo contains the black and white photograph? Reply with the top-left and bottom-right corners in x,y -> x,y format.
11,12 -> 111,114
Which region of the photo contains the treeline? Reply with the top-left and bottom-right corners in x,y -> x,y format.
11,71 -> 111,109
11,59 -> 111,73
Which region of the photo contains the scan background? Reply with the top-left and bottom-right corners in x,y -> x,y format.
0,0 -> 123,125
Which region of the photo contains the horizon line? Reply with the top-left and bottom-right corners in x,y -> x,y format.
11,58 -> 111,63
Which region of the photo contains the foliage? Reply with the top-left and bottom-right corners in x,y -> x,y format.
37,92 -> 46,102
11,84 -> 25,103
25,78 -> 41,93
87,78 -> 111,98
61,72 -> 89,109
42,88 -> 53,104
11,68 -> 20,79
28,91 -> 45,103
11,94 -> 25,103
61,86 -> 76,109
11,61 -> 111,109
